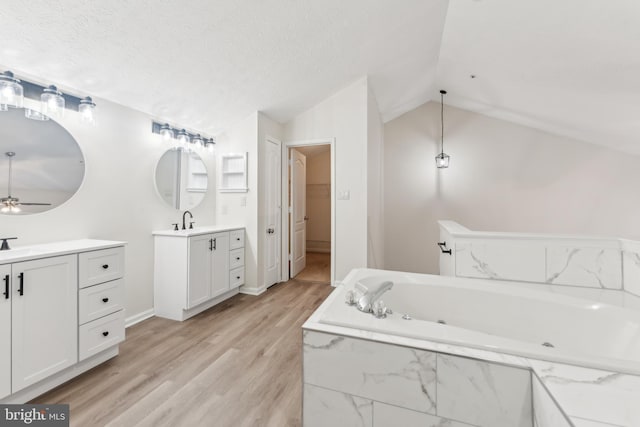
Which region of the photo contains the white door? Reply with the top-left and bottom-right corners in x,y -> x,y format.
12,255 -> 78,393
211,232 -> 230,297
0,265 -> 10,399
188,234 -> 213,308
265,138 -> 281,287
290,148 -> 307,277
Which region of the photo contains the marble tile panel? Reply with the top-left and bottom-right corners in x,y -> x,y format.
546,247 -> 622,289
455,242 -> 546,283
304,384 -> 372,427
622,241 -> 640,297
531,360 -> 640,426
532,375 -> 571,427
373,402 -> 475,427
303,330 -> 436,414
437,354 -> 532,427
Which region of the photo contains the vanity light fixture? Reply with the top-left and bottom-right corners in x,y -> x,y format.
159,123 -> 174,140
205,138 -> 216,153
78,96 -> 96,125
0,71 -> 24,109
435,89 -> 450,169
1,69 -> 97,123
41,85 -> 65,119
151,121 -> 215,154
176,129 -> 190,146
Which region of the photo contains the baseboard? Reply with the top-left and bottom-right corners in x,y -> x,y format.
239,286 -> 266,296
125,308 -> 155,328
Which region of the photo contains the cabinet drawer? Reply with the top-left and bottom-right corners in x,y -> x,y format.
79,247 -> 125,289
229,230 -> 244,250
79,279 -> 124,325
230,267 -> 244,288
229,248 -> 244,269
79,310 -> 125,361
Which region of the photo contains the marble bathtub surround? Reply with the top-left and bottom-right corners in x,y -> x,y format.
304,330 -> 534,427
304,384 -> 373,427
440,220 -> 640,295
304,273 -> 640,426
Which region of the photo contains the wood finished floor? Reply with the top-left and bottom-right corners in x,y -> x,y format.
294,252 -> 331,283
33,279 -> 333,427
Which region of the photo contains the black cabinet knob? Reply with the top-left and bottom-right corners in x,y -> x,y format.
102,331 -> 109,337
236,238 -> 240,241
236,257 -> 240,260
102,297 -> 109,303
102,264 -> 109,269
236,276 -> 241,279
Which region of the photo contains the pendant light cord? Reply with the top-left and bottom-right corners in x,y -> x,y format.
440,91 -> 445,154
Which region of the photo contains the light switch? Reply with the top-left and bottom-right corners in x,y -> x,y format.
337,190 -> 350,200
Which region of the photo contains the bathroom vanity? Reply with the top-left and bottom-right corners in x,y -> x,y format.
153,226 -> 245,321
0,239 -> 126,403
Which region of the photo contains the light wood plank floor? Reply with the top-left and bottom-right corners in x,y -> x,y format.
294,252 -> 331,283
33,279 -> 333,427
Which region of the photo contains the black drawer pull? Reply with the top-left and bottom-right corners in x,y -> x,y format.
102,264 -> 109,269
437,242 -> 452,255
236,276 -> 241,280
236,238 -> 240,241
102,331 -> 109,337
18,272 -> 24,296
102,297 -> 109,303
236,257 -> 240,261
3,274 -> 8,299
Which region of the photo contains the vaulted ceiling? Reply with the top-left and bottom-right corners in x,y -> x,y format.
1,0 -> 638,153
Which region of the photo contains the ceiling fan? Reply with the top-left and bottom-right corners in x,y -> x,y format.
1,151 -> 52,213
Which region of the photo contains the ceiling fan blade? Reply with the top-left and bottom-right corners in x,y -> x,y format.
18,202 -> 53,206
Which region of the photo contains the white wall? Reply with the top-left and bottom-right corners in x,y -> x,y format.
284,78 -> 369,280
367,87 -> 384,268
306,149 -> 331,252
215,112 -> 259,291
0,96 -> 218,321
383,101 -> 640,274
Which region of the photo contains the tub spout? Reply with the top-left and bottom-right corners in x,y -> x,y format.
356,280 -> 393,314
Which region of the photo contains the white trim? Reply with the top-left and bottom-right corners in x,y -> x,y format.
239,286 -> 267,296
125,308 -> 155,328
281,138 -> 336,285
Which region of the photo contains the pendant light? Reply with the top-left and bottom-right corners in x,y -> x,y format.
435,89 -> 450,169
0,71 -> 24,109
41,85 -> 65,119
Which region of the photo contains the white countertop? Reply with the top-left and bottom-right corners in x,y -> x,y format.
304,286 -> 640,427
0,239 -> 126,264
152,225 -> 244,237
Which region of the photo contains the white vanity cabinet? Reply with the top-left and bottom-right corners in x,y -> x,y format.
0,239 -> 126,404
154,227 -> 244,321
0,264 -> 10,399
11,255 -> 78,393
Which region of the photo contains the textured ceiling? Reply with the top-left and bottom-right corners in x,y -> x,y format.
1,0 -> 638,154
0,0 -> 448,135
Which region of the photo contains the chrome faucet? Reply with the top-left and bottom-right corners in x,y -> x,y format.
182,210 -> 193,230
356,280 -> 394,315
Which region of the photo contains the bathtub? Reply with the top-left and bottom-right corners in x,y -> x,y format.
318,268 -> 640,375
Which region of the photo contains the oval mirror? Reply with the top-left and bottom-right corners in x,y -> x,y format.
0,108 -> 85,215
155,147 -> 208,210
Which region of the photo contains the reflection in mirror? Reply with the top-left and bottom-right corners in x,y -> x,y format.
0,108 -> 85,215
155,147 -> 208,210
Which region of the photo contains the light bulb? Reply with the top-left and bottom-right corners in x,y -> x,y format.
159,123 -> 174,140
0,71 -> 24,109
176,129 -> 190,146
79,96 -> 96,125
41,85 -> 65,119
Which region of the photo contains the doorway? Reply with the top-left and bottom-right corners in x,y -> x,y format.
283,141 -> 334,284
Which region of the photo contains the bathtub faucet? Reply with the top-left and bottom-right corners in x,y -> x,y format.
356,280 -> 394,315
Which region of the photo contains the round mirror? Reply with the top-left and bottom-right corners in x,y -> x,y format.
155,147 -> 208,210
0,108 -> 85,215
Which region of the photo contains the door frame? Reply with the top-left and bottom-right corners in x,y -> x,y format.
281,138 -> 336,285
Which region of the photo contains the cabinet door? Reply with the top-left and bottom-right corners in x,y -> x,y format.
211,232 -> 230,297
0,264 -> 10,399
187,234 -> 213,309
12,255 -> 78,393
